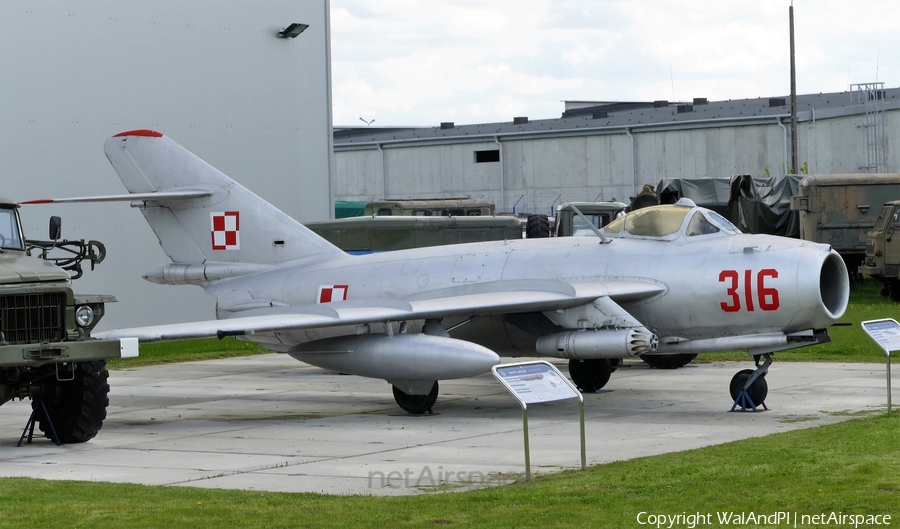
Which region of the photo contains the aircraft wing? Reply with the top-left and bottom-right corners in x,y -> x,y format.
94,279 -> 665,343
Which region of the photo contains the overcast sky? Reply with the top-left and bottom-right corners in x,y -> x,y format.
330,0 -> 899,127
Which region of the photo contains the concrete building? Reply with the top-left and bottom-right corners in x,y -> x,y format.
334,85 -> 899,215
0,1 -> 333,329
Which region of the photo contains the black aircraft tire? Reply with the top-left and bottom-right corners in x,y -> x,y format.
525,214 -> 551,238
34,360 -> 110,443
568,359 -> 612,393
640,353 -> 698,369
729,369 -> 768,407
392,381 -> 439,414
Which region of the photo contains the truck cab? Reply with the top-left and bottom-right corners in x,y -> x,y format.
554,201 -> 628,237
860,200 -> 900,300
0,198 -> 137,443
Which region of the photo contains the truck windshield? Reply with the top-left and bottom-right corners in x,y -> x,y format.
572,214 -> 606,235
0,208 -> 24,250
873,206 -> 896,231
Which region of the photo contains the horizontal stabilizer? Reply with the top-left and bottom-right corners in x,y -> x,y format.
21,189 -> 214,205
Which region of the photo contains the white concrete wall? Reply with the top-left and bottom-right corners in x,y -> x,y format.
0,0 -> 333,330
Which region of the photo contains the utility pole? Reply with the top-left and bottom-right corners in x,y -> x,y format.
789,3 -> 799,174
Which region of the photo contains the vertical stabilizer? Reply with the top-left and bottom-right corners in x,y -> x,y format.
104,130 -> 344,266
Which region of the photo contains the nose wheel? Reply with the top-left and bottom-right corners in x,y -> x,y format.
730,354 -> 771,411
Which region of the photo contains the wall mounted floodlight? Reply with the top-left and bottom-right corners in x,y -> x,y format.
278,23 -> 309,38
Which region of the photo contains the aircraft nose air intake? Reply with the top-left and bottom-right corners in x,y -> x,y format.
819,251 -> 849,319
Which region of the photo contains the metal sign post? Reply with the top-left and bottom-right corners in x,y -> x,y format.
861,318 -> 900,413
492,361 -> 586,481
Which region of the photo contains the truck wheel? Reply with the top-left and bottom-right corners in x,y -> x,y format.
526,214 -> 550,238
34,360 -> 110,443
640,353 -> 697,369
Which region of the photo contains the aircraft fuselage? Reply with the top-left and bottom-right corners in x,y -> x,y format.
209,231 -> 845,355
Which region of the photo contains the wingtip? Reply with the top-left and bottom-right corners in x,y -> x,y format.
113,129 -> 163,138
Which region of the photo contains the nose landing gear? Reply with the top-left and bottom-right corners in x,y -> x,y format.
730,353 -> 771,412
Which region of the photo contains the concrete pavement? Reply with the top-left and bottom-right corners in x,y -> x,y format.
0,355 -> 889,495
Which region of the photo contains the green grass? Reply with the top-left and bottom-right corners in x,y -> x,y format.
1,413 -> 898,528
107,337 -> 269,369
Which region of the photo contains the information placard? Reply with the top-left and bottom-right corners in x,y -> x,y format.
861,318 -> 899,413
494,362 -> 580,405
492,361 -> 586,481
862,319 -> 900,353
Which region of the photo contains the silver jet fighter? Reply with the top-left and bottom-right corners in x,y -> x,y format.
28,130 -> 850,413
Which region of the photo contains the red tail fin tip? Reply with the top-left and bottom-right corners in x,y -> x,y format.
113,129 -> 163,138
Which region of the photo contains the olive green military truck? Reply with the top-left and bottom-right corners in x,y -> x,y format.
859,200 -> 900,301
0,198 -> 137,443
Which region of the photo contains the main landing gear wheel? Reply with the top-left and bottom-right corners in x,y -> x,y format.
392,381 -> 439,414
729,369 -> 768,407
568,359 -> 612,393
640,353 -> 697,369
34,360 -> 110,443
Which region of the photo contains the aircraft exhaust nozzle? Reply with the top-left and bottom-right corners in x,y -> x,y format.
535,328 -> 658,360
289,333 -> 500,380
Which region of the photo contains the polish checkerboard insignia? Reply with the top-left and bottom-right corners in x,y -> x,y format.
211,211 -> 240,250
318,285 -> 348,304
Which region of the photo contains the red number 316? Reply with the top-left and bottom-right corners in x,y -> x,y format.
719,269 -> 780,312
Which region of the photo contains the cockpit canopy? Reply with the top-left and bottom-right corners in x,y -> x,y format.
601,201 -> 741,241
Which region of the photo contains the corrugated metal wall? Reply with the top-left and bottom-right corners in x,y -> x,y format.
334,108 -> 898,214
0,0 -> 332,329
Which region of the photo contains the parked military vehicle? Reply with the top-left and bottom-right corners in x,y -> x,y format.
307,215 -> 522,254
524,201 -> 628,239
308,198 -> 520,253
363,197 -> 494,217
859,200 -> 900,301
554,201 -> 628,237
0,199 -> 136,443
790,174 -> 900,285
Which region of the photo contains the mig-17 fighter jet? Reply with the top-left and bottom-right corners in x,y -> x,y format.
27,130 -> 850,413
